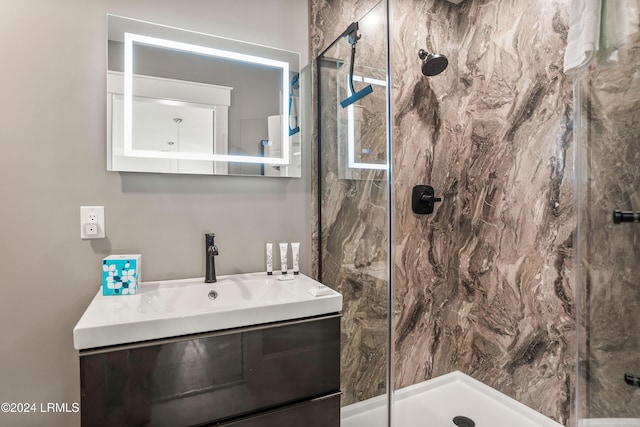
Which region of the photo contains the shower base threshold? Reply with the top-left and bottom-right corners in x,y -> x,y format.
580,420 -> 640,427
341,371 -> 562,427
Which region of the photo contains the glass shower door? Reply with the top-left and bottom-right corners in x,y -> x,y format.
576,15 -> 640,424
316,1 -> 390,425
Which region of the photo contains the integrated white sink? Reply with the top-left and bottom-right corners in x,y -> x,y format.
73,272 -> 342,350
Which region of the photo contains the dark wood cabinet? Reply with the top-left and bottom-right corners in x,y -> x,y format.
216,393 -> 340,427
79,314 -> 340,426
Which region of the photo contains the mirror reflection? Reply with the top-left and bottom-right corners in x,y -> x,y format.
107,15 -> 301,177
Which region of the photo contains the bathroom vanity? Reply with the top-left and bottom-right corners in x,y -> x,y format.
74,273 -> 342,426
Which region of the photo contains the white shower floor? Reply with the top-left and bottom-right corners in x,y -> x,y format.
341,371 -> 563,427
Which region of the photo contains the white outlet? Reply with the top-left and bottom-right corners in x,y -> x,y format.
80,206 -> 105,239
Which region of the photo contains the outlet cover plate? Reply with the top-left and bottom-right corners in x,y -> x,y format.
80,206 -> 105,239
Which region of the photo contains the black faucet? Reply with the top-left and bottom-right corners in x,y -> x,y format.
205,233 -> 218,283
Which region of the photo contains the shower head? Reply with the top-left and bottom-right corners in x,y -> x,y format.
418,49 -> 448,76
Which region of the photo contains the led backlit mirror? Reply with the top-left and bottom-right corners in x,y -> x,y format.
107,15 -> 301,177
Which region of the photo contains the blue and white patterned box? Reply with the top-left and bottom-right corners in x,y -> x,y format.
102,254 -> 141,296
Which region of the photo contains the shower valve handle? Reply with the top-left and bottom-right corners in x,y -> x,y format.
420,194 -> 442,203
412,185 -> 441,215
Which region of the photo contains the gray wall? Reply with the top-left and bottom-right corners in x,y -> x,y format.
0,1 -> 309,426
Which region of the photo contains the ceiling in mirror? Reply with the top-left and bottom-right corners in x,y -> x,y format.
107,15 -> 301,177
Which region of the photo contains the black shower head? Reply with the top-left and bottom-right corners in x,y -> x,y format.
418,49 -> 448,76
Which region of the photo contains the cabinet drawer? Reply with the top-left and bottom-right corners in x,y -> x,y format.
218,393 -> 340,427
80,315 -> 340,426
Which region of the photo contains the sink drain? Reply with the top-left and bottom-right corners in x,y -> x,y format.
453,416 -> 475,427
208,290 -> 218,300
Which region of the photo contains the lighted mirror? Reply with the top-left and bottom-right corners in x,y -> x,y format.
337,70 -> 387,181
345,75 -> 387,171
107,15 -> 301,177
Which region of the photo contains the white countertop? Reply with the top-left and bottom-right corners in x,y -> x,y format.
73,272 -> 342,350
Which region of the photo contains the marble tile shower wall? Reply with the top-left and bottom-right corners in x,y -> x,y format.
311,0 -> 576,424
391,0 -> 575,425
